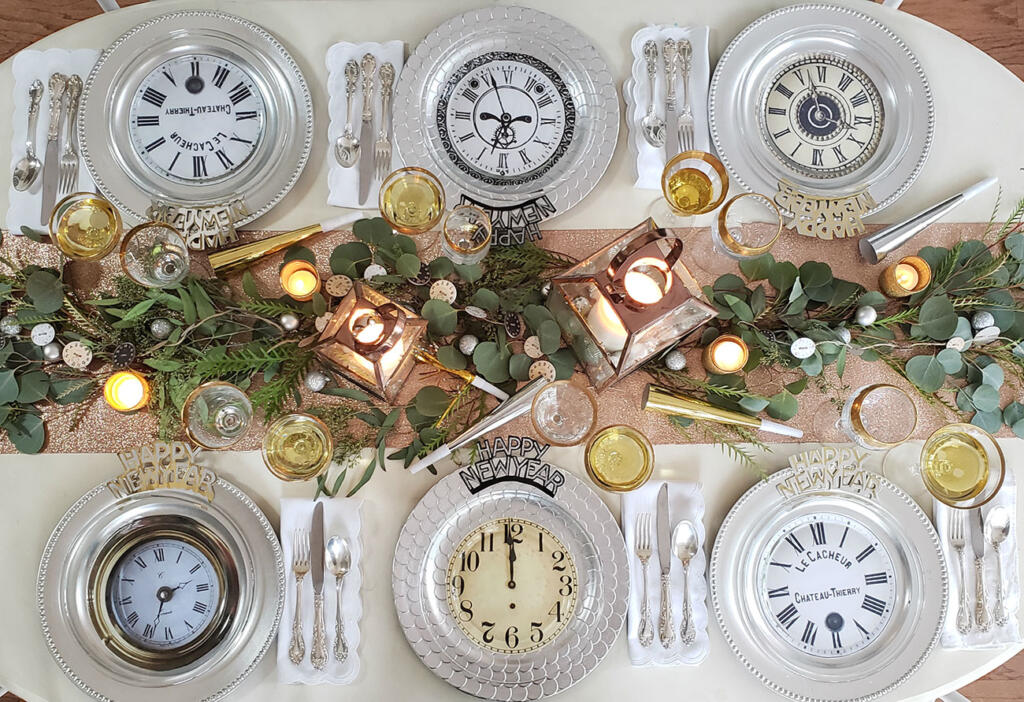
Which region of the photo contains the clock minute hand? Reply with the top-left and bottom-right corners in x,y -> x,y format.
505,526 -> 517,589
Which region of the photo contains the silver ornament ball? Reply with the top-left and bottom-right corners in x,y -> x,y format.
540,281 -> 551,297
665,349 -> 687,371
0,314 -> 20,336
305,370 -> 329,393
280,313 -> 300,332
971,310 -> 996,331
42,342 -> 62,361
458,334 -> 479,355
149,317 -> 173,340
854,305 -> 878,326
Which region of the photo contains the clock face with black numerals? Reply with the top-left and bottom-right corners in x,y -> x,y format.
446,518 -> 578,654
761,54 -> 884,179
128,54 -> 267,185
437,52 -> 576,186
762,513 -> 896,658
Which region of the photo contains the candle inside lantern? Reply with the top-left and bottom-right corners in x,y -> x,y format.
702,334 -> 749,374
893,263 -> 919,291
622,256 -> 671,305
879,255 -> 931,298
280,260 -> 321,301
350,309 -> 386,345
104,370 -> 150,412
586,295 -> 628,354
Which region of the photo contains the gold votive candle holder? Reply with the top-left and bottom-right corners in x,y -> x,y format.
280,259 -> 321,301
879,256 -> 931,298
702,334 -> 749,374
103,370 -> 150,413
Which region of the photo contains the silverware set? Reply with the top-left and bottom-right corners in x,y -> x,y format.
635,483 -> 700,648
289,502 -> 351,669
949,505 -> 1012,635
334,54 -> 395,202
640,37 -> 694,155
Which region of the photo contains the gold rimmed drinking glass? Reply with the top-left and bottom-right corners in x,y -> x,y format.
182,381 -> 253,450
379,166 -> 445,235
713,193 -> 783,259
262,412 -> 334,482
839,383 -> 918,450
530,380 -> 598,447
660,150 -> 729,217
49,192 -> 122,261
584,425 -> 654,492
920,423 -> 1005,509
441,204 -> 492,264
120,221 -> 190,289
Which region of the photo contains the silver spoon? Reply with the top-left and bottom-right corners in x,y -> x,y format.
672,520 -> 699,646
326,536 -> 351,662
13,80 -> 44,191
640,40 -> 666,148
334,60 -> 361,168
985,506 -> 1011,627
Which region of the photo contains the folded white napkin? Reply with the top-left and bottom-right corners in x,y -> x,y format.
7,48 -> 100,233
622,26 -> 711,190
621,480 -> 709,665
277,498 -> 363,684
935,466 -> 1021,648
325,41 -> 404,209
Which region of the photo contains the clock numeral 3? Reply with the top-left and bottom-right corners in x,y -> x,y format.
558,574 -> 573,596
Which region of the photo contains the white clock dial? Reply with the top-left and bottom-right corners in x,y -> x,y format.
762,513 -> 896,658
761,55 -> 883,179
128,54 -> 266,185
438,52 -> 575,184
107,537 -> 222,651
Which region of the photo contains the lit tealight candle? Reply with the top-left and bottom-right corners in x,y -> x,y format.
622,257 -> 672,305
879,256 -> 931,298
893,263 -> 918,291
280,260 -> 322,301
104,370 -> 150,412
702,334 -> 749,374
350,309 -> 386,345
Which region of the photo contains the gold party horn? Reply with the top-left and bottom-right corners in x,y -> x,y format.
208,212 -> 363,274
642,384 -> 802,438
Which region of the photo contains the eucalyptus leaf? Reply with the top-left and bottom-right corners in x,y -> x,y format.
523,304 -> 554,331
768,261 -> 798,292
178,287 -> 196,324
25,270 -> 63,314
951,317 -> 974,349
509,353 -> 533,381
1003,401 -> 1024,427
956,387 -> 976,413
739,254 -> 775,281
905,354 -> 946,393
1012,420 -> 1024,439
723,294 -> 754,323
835,345 -> 848,378
19,226 -> 47,243
798,261 -> 833,289
473,341 -> 511,383
404,405 -> 432,430
121,298 -> 158,322
766,390 -> 799,421
713,274 -> 746,292
0,371 -> 17,405
972,409 -> 1003,434
429,257 -> 455,278
415,386 -> 451,417
785,377 -> 808,395
396,253 -> 422,278
983,289 -> 1016,331
857,291 -> 888,310
421,299 -> 458,336
917,246 -> 948,272
143,358 -> 183,372
454,263 -> 483,283
547,349 -> 577,380
394,234 -> 418,255
6,412 -> 45,454
973,383 -> 1001,412
750,285 -> 767,318
536,319 -> 560,354
800,352 -> 823,377
936,348 -> 963,374
282,245 -> 317,266
330,242 -> 373,276
436,345 -> 467,371
470,288 -> 500,312
917,295 -> 957,340
1006,232 -> 1024,261
738,396 -> 770,414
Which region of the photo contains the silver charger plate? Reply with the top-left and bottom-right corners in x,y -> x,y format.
392,466 -> 627,700
710,467 -> 947,702
393,6 -> 618,217
37,479 -> 284,702
80,10 -> 313,230
708,3 -> 933,216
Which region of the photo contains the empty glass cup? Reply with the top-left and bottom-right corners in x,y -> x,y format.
530,380 -> 598,446
120,222 -> 190,288
713,193 -> 783,259
182,381 -> 253,450
441,204 -> 493,264
839,384 -> 918,450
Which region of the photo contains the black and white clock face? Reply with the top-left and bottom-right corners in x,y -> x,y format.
107,537 -> 222,651
761,55 -> 884,179
762,513 -> 896,658
128,54 -> 266,185
437,52 -> 575,186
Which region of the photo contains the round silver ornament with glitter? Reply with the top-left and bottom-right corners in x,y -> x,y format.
305,370 -> 329,392
0,314 -> 20,336
280,313 -> 300,332
149,317 -> 174,340
572,296 -> 592,316
854,305 -> 878,326
62,341 -> 93,370
790,337 -> 817,360
971,311 -> 996,331
665,349 -> 687,371
458,334 -> 479,355
42,342 -> 62,361
430,279 -> 457,304
31,323 -> 56,346
364,263 -> 388,280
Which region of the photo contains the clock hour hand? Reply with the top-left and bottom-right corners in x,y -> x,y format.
508,115 -> 533,125
504,525 -> 517,589
478,112 -> 502,122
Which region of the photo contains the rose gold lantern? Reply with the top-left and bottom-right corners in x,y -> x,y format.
313,282 -> 427,402
546,219 -> 717,389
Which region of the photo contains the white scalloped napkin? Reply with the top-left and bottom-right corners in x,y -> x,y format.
622,26 -> 711,190
277,498 -> 363,684
621,480 -> 709,665
935,466 -> 1022,649
7,48 -> 100,233
325,41 -> 404,209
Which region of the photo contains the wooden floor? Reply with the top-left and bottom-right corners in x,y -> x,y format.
0,1 -> 1022,701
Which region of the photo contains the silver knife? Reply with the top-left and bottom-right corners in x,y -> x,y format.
310,501 -> 328,669
40,73 -> 67,223
662,39 -> 680,160
971,507 -> 991,632
357,53 -> 377,206
656,482 -> 675,647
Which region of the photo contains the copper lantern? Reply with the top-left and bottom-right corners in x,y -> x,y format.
313,282 -> 427,402
546,219 -> 716,389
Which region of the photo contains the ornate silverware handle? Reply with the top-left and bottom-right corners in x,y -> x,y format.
663,40 -> 678,107
955,547 -> 971,635
975,556 -> 991,632
288,574 -> 306,664
993,543 -> 1008,627
678,41 -> 692,115
343,60 -> 359,133
638,559 -> 653,646
46,73 -> 67,142
360,53 -> 376,123
64,75 -> 82,146
658,572 -> 675,647
25,80 -> 43,156
311,591 -> 328,669
379,62 -> 395,139
680,562 -> 695,645
642,40 -> 658,118
334,577 -> 348,662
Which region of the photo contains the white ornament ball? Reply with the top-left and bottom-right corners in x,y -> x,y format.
430,279 -> 458,304
946,336 -> 967,351
305,370 -> 329,392
363,263 -> 387,280
540,282 -> 551,298
572,295 -> 592,316
971,310 -> 996,331
149,318 -> 173,340
854,305 -> 878,326
835,327 -> 852,345
42,342 -> 62,361
0,314 -> 19,336
974,326 -> 1000,345
280,312 -> 300,331
458,334 -> 479,355
665,349 -> 687,371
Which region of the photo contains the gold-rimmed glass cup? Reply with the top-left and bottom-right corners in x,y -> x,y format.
182,381 -> 253,450
660,150 -> 729,217
530,380 -> 598,447
49,192 -> 122,261
713,193 -> 783,259
441,204 -> 492,264
584,425 -> 654,492
120,221 -> 190,288
920,423 -> 1005,509
379,166 -> 446,235
839,383 -> 918,450
262,412 -> 333,482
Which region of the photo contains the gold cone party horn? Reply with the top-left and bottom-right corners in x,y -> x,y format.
642,384 -> 803,438
413,347 -> 509,402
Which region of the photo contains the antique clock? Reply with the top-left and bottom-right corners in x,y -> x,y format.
394,7 -> 618,245
393,438 -> 627,700
711,448 -> 947,701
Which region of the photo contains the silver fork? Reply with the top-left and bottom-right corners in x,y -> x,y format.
288,528 -> 310,664
675,40 -> 694,152
374,62 -> 395,181
635,512 -> 655,647
58,75 -> 82,196
950,511 -> 971,635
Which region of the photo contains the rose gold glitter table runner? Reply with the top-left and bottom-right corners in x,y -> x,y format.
1,220 -> 1012,454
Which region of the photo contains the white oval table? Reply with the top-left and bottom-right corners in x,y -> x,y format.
0,1 -> 1022,701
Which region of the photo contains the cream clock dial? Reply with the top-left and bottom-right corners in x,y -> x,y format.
761,54 -> 884,179
446,518 -> 578,654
